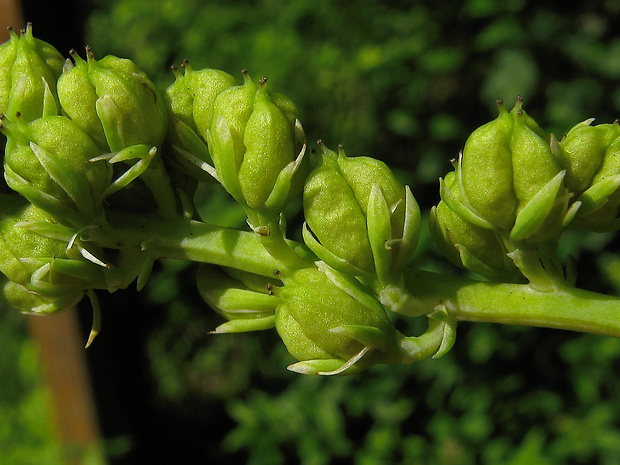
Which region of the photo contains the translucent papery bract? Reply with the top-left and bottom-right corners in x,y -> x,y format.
1,114 -> 110,226
196,264 -> 280,333
1,23 -> 64,123
302,143 -> 420,283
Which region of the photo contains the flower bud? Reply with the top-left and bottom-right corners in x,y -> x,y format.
1,114 -> 110,224
0,194 -> 106,314
57,47 -> 168,152
303,143 -> 420,281
207,72 -> 307,218
196,264 -> 279,333
456,97 -> 568,242
555,119 -> 620,231
1,23 -> 64,122
430,172 -> 519,281
274,265 -> 405,375
163,61 -> 236,181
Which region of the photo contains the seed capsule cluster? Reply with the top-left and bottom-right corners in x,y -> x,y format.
431,97 -> 620,289
0,25 -> 176,333
7,25 -> 616,375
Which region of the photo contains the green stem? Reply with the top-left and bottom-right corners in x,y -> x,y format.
246,210 -> 312,273
93,211 -> 294,278
403,268 -> 620,338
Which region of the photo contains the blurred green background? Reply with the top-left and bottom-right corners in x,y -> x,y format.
5,0 -> 620,463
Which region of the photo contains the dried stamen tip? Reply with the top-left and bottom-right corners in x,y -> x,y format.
259,76 -> 268,85
85,45 -> 94,60
513,95 -> 524,111
614,118 -> 620,125
181,59 -> 192,73
241,69 -> 252,84
22,22 -> 34,39
171,64 -> 182,78
496,99 -> 508,114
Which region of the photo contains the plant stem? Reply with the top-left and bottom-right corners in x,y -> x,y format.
96,211 -> 303,278
403,268 -> 620,338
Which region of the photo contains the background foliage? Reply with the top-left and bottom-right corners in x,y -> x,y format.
5,0 -> 620,463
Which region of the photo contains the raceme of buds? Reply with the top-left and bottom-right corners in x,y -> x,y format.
273,265 -> 407,375
207,71 -> 307,219
163,61 -> 236,182
303,143 -> 420,283
1,23 -> 64,122
1,114 -> 110,225
0,194 -> 107,314
451,97 -> 570,243
430,172 -> 520,282
554,119 -> 620,231
57,47 -> 168,152
197,264 -> 280,333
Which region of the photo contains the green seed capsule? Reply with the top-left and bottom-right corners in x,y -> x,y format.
0,275 -> 82,315
210,70 -> 257,174
207,72 -> 306,217
556,119 -> 618,193
0,27 -> 20,118
555,119 -> 620,231
460,100 -> 517,230
0,195 -> 106,313
304,148 -> 374,273
1,114 -> 110,223
239,79 -> 296,209
191,65 -> 238,139
510,108 -> 561,214
430,172 -> 518,281
165,61 -> 237,138
457,98 -> 566,242
57,47 -> 168,152
196,264 -> 279,333
2,23 -> 64,122
274,266 -> 404,375
303,143 -> 419,278
163,62 -> 237,181
0,195 -> 66,284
